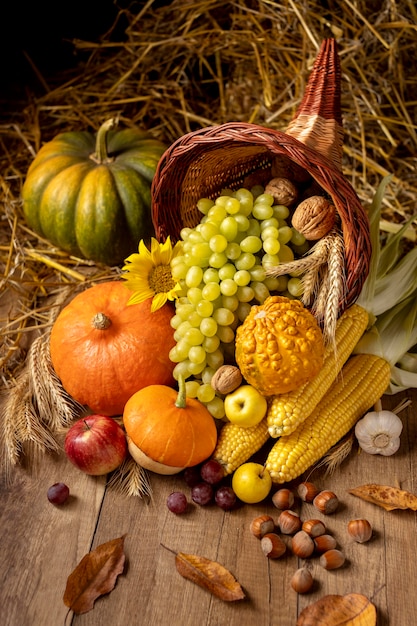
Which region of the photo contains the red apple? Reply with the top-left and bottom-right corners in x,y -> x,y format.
64,415 -> 127,475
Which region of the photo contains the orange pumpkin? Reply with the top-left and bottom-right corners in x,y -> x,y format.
49,281 -> 176,416
123,376 -> 218,474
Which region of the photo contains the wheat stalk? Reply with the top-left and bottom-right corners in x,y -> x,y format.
107,455 -> 153,499
321,228 -> 346,345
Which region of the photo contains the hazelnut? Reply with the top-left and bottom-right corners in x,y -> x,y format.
211,365 -> 243,395
250,515 -> 276,539
347,519 -> 373,543
272,488 -> 295,511
319,548 -> 345,570
278,510 -> 302,535
290,567 -> 314,594
290,530 -> 315,559
302,519 -> 326,538
313,534 -> 337,554
297,481 -> 319,503
313,490 -> 339,515
261,533 -> 287,559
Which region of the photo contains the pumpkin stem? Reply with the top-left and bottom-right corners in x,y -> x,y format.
175,375 -> 187,409
92,312 -> 112,330
92,118 -> 117,164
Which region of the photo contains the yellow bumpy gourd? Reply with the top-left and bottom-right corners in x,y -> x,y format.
235,296 -> 324,396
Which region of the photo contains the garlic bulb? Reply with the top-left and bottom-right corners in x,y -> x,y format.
355,410 -> 403,456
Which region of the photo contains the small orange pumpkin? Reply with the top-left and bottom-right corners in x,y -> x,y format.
123,376 -> 218,474
49,281 -> 176,416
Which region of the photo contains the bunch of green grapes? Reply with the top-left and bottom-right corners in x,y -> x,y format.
168,186 -> 308,419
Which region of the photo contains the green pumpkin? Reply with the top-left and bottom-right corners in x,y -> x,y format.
22,118 -> 166,265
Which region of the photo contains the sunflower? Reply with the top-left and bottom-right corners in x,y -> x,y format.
122,236 -> 183,312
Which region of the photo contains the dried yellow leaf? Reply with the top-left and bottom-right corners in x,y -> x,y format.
297,592 -> 376,625
348,484 -> 417,511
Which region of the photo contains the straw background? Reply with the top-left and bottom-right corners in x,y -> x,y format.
1,0 -> 416,389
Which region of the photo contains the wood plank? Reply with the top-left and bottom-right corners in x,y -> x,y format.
1,389 -> 416,625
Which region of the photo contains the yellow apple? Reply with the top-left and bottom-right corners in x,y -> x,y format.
224,384 -> 267,427
232,462 -> 272,504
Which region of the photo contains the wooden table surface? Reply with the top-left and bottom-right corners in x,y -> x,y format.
1,389 -> 416,626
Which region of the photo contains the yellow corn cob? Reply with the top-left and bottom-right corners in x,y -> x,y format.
267,303 -> 369,438
212,419 -> 270,475
265,353 -> 391,484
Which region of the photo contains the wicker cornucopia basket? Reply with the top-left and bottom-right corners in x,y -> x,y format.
151,39 -> 371,314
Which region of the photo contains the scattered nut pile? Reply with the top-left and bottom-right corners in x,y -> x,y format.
250,481 -> 373,594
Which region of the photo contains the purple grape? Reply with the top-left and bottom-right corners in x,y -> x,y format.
47,482 -> 70,505
183,466 -> 202,488
215,486 -> 237,511
166,491 -> 188,514
200,459 -> 225,485
191,482 -> 214,506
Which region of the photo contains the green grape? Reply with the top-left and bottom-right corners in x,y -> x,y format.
220,278 -> 238,296
187,287 -> 203,304
209,234 -> 228,253
249,264 -> 266,282
177,320 -> 192,336
202,282 -> 221,301
251,281 -> 270,303
203,268 -> 219,283
246,218 -> 261,237
170,259 -> 188,281
176,303 -> 195,320
240,235 -> 263,254
197,198 -> 214,215
255,193 -> 274,206
235,252 -> 256,270
185,265 -> 204,288
234,188 -> 254,215
287,276 -> 304,297
233,214 -> 250,232
260,217 -> 279,230
251,185 -> 265,199
223,196 -> 241,214
221,295 -> 239,312
237,301 -> 252,322
219,216 -> 239,241
273,204 -> 290,220
279,244 -> 295,263
216,326 -> 235,343
185,380 -> 201,397
262,253 -> 280,268
264,275 -> 287,292
191,242 -> 211,265
188,345 -> 206,365
237,285 -> 255,302
252,203 -> 274,221
187,230 -> 204,244
170,313 -> 183,330
184,327 -> 204,346
213,307 -> 235,326
209,251 -> 228,268
207,205 -> 227,223
197,383 -> 216,404
202,335 -> 220,353
225,242 -> 241,260
278,226 -> 293,245
200,317 -> 218,337
218,263 -> 236,280
199,221 -> 219,241
205,396 -> 226,420
263,237 -> 280,256
173,360 -> 193,380
188,360 -> 207,376
291,228 -> 307,247
206,348 -> 224,370
180,227 -> 193,240
234,269 -> 251,286
188,312 -> 203,327
201,367 -> 216,384
196,299 -> 214,317
261,226 -> 279,240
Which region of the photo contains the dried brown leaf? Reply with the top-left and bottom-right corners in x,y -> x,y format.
297,592 -> 376,625
348,484 -> 417,511
167,548 -> 245,602
63,535 -> 126,615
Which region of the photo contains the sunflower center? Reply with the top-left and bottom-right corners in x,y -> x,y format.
149,264 -> 176,293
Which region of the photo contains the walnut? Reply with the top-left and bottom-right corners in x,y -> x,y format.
291,195 -> 336,240
264,177 -> 298,206
210,365 -> 243,395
